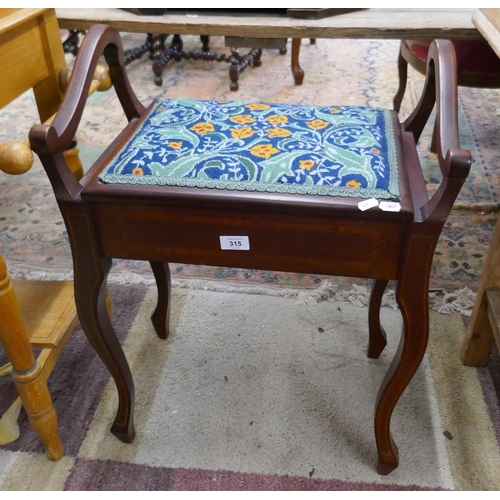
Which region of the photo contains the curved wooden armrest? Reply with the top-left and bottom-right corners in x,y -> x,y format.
29,24 -> 145,158
403,39 -> 473,222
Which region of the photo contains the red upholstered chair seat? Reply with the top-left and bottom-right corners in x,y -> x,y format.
407,39 -> 500,78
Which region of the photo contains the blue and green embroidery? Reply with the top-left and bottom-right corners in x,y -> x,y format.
99,98 -> 399,199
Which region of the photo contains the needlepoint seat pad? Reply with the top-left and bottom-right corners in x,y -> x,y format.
98,98 -> 400,200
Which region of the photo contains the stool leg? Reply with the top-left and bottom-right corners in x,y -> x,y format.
150,261 -> 171,340
393,49 -> 408,113
291,38 -> 304,85
374,236 -> 433,474
65,209 -> 135,443
368,279 -> 389,358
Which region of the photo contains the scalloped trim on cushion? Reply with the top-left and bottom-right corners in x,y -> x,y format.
99,98 -> 400,200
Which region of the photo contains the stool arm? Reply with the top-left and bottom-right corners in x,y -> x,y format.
403,39 -> 472,222
30,24 -> 145,159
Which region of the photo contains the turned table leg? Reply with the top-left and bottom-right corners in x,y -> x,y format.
229,47 -> 262,92
153,34 -> 182,87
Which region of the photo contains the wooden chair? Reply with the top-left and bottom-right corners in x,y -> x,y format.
0,7 -> 80,460
393,39 -> 500,112
394,39 -> 500,154
29,25 -> 472,475
0,9 -> 114,459
393,38 -> 500,367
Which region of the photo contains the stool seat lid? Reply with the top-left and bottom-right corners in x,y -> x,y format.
98,98 -> 400,201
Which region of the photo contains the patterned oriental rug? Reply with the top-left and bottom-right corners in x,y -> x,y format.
1,283 -> 500,490
0,34 -> 499,301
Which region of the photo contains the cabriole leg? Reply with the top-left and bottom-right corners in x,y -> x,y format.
65,210 -> 135,442
393,49 -> 408,113
149,261 -> 171,340
368,279 -> 389,358
374,235 -> 434,474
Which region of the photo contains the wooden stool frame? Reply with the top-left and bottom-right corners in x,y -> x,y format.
30,25 -> 472,474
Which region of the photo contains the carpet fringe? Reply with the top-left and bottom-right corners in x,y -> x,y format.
5,265 -> 476,316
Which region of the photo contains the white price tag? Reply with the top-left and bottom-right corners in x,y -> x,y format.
379,201 -> 401,212
220,236 -> 250,250
358,198 -> 379,211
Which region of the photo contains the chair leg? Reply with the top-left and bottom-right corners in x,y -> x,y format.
368,279 -> 389,359
65,209 -> 135,443
393,49 -> 408,113
291,38 -> 304,85
149,261 -> 171,340
460,209 -> 500,366
374,235 -> 433,474
0,255 -> 63,460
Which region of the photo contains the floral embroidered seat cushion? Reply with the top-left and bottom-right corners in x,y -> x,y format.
99,98 -> 400,200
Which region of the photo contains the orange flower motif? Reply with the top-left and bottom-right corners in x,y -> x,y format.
246,104 -> 270,110
266,127 -> 292,138
371,147 -> 381,155
329,108 -> 341,114
346,180 -> 362,189
229,115 -> 255,125
265,114 -> 288,125
132,167 -> 144,176
168,141 -> 183,149
306,119 -> 330,130
299,160 -> 315,171
231,127 -> 256,139
156,107 -> 166,113
250,144 -> 279,159
190,122 -> 215,135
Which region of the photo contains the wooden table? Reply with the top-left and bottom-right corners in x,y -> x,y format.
460,8 -> 500,367
56,8 -> 480,40
0,8 -> 78,460
56,8 -> 482,92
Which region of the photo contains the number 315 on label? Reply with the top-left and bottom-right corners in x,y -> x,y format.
219,236 -> 250,250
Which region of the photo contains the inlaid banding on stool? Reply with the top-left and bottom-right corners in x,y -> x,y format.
99,98 -> 400,200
